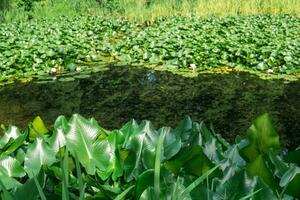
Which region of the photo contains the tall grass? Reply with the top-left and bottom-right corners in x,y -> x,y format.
2,0 -> 300,22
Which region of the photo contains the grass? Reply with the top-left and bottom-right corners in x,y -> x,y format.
1,0 -> 300,22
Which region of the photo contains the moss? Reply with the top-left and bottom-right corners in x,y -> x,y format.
0,65 -> 299,149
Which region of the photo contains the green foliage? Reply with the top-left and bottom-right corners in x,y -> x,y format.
3,0 -> 300,22
0,113 -> 299,199
1,15 -> 300,83
95,0 -> 123,12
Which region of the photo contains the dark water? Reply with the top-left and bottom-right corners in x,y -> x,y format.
0,65 -> 299,149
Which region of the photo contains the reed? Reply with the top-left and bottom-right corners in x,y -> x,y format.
2,0 -> 300,22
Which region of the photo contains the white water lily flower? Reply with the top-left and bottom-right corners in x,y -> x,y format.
267,68 -> 274,73
190,63 -> 196,70
50,67 -> 57,73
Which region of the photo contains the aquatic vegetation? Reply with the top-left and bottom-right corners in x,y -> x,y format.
1,15 -> 300,82
0,113 -> 299,199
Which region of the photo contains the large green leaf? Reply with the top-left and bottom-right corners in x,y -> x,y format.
220,145 -> 246,182
245,154 -> 278,191
65,114 -> 113,175
215,171 -> 277,200
199,122 -> 224,163
24,137 -> 57,177
178,165 -> 220,199
120,119 -> 139,145
135,169 -> 154,200
0,155 -> 25,178
269,151 -> 289,178
174,117 -> 193,145
0,126 -> 21,149
97,130 -> 125,181
240,113 -> 280,162
49,128 -> 66,153
165,146 -> 215,176
252,177 -> 278,200
29,116 -> 49,141
162,127 -> 181,160
280,165 -> 300,199
215,170 -> 262,200
48,115 -> 68,152
124,120 -> 158,181
283,147 -> 300,166
13,170 -> 45,200
2,129 -> 28,156
0,166 -> 21,190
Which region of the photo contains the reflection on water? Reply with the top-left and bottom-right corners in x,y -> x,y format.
0,65 -> 299,149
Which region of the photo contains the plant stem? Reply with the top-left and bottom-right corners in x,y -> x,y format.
60,147 -> 70,200
154,127 -> 167,200
75,153 -> 85,200
33,176 -> 47,200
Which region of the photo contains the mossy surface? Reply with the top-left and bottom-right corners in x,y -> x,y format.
0,65 -> 299,149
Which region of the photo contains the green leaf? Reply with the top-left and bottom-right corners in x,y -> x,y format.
33,176 -> 47,200
121,119 -> 139,144
216,170 -> 260,200
74,153 -> 85,200
24,137 -> 57,177
154,127 -> 167,200
0,178 -> 13,200
124,121 -> 158,181
115,185 -> 134,200
139,187 -> 154,200
245,154 -> 278,191
175,116 -> 193,144
162,127 -> 181,160
108,130 -> 125,181
61,147 -> 70,200
251,177 -> 278,200
65,114 -> 113,175
240,113 -> 280,162
283,148 -> 300,166
49,127 -> 66,153
13,170 -> 45,200
98,130 -> 125,181
29,116 -> 49,141
165,146 -> 215,176
0,166 -> 21,190
0,126 -> 21,149
0,155 -> 25,178
54,115 -> 69,130
280,166 -> 300,199
179,165 -> 220,199
3,130 -> 28,155
269,151 -> 289,177
135,170 -> 154,200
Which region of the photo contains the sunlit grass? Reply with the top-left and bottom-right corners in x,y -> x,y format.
2,0 -> 300,22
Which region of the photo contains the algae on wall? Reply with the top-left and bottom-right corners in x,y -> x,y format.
0,65 -> 299,149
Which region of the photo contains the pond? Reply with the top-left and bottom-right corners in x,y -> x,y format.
0,65 -> 299,149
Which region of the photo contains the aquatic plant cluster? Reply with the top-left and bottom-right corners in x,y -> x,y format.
1,15 -> 300,81
0,113 -> 299,199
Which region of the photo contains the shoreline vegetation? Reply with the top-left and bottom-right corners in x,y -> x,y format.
1,0 -> 300,82
1,15 -> 300,83
1,0 -> 300,22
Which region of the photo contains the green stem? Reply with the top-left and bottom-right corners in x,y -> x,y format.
114,185 -> 135,200
179,164 -> 220,198
0,179 -> 13,200
60,147 -> 70,200
75,153 -> 85,200
33,176 -> 47,200
154,127 -> 167,200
